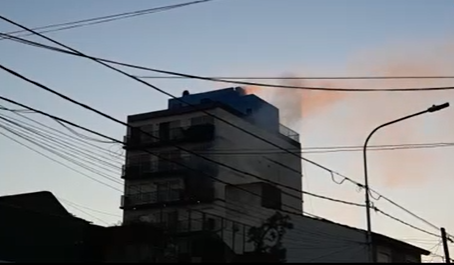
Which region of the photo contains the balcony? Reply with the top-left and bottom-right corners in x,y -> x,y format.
121,189 -> 183,209
121,187 -> 214,209
279,124 -> 300,142
122,157 -> 193,180
124,123 -> 215,149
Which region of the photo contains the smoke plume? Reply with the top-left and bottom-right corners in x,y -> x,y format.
245,40 -> 454,187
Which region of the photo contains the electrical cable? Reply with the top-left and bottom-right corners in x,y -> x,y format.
136,75 -> 454,80
0,122 -> 122,185
1,17 -> 448,241
53,119 -> 116,144
0,95 -> 367,227
57,197 -> 121,218
1,102 -> 440,248
3,31 -> 454,93
0,118 -> 358,244
0,66 -> 365,209
62,201 -> 110,225
0,24 -> 369,207
3,106 -> 453,155
0,129 -> 122,192
215,200 -> 364,245
2,30 -> 447,239
0,31 -> 445,225
0,106 -> 124,160
373,207 -> 440,238
0,117 -> 121,175
0,0 -> 215,40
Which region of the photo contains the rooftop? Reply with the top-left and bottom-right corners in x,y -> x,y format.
128,87 -> 300,144
306,215 -> 430,256
0,191 -> 88,223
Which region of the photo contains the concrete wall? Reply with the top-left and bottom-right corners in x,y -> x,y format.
211,107 -> 303,214
123,110 -> 219,223
223,186 -> 369,262
222,184 -> 365,263
124,106 -> 302,222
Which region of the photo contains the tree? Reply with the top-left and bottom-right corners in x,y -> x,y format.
247,211 -> 294,263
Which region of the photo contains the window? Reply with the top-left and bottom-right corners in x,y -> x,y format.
377,252 -> 391,263
128,153 -> 150,166
405,255 -> 418,263
190,115 -> 214,126
126,182 -> 153,195
158,150 -> 182,170
178,238 -> 190,254
261,183 -> 282,210
140,124 -> 155,143
164,211 -> 179,228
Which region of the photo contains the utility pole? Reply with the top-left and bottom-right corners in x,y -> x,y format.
363,103 -> 450,263
441,227 -> 451,263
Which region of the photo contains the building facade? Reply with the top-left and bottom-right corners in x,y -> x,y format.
121,87 -> 302,230
119,87 -> 429,262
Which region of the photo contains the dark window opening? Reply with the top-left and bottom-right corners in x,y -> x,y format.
201,98 -> 212,104
261,183 -> 282,210
159,122 -> 170,141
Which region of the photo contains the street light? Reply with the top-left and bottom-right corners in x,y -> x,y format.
363,102 -> 450,263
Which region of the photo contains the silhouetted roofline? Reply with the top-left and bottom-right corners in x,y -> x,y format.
0,190 -> 89,224
305,215 -> 430,256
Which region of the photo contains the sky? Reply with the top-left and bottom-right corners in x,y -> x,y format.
0,0 -> 453,261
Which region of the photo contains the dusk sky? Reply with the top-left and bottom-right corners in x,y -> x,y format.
1,0 -> 453,261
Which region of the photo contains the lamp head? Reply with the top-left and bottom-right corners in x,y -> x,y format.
428,102 -> 450,113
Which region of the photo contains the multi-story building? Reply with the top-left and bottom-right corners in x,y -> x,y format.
119,87 -> 430,263
121,86 -> 302,227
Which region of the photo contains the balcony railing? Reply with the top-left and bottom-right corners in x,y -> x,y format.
121,189 -> 183,209
124,123 -> 215,148
279,124 -> 300,142
124,209 -> 255,255
121,186 -> 215,209
122,157 -> 194,179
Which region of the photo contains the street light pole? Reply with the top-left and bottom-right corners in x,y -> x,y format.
363,102 -> 449,263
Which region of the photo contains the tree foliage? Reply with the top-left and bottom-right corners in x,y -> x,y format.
247,211 -> 294,262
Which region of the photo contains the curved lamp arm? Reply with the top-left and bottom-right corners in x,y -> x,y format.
362,102 -> 449,263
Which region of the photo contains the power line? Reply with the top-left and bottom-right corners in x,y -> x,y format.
0,17 -> 369,205
54,119 -> 117,144
0,128 -> 122,192
0,100 -> 359,241
0,115 -> 121,172
0,122 -> 122,185
137,75 -> 454,80
58,197 -> 120,218
3,105 -> 454,155
0,108 -> 378,242
0,66 -> 364,209
3,32 -> 454,93
0,0 -> 215,40
374,207 -> 440,238
0,105 -> 124,160
0,97 -> 444,246
1,16 -> 447,239
7,107 -> 447,239
1,98 -> 442,246
2,27 -> 454,229
0,95 -> 363,212
62,201 -> 110,226
0,113 -> 344,237
4,106 -> 454,156
126,143 -> 454,155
